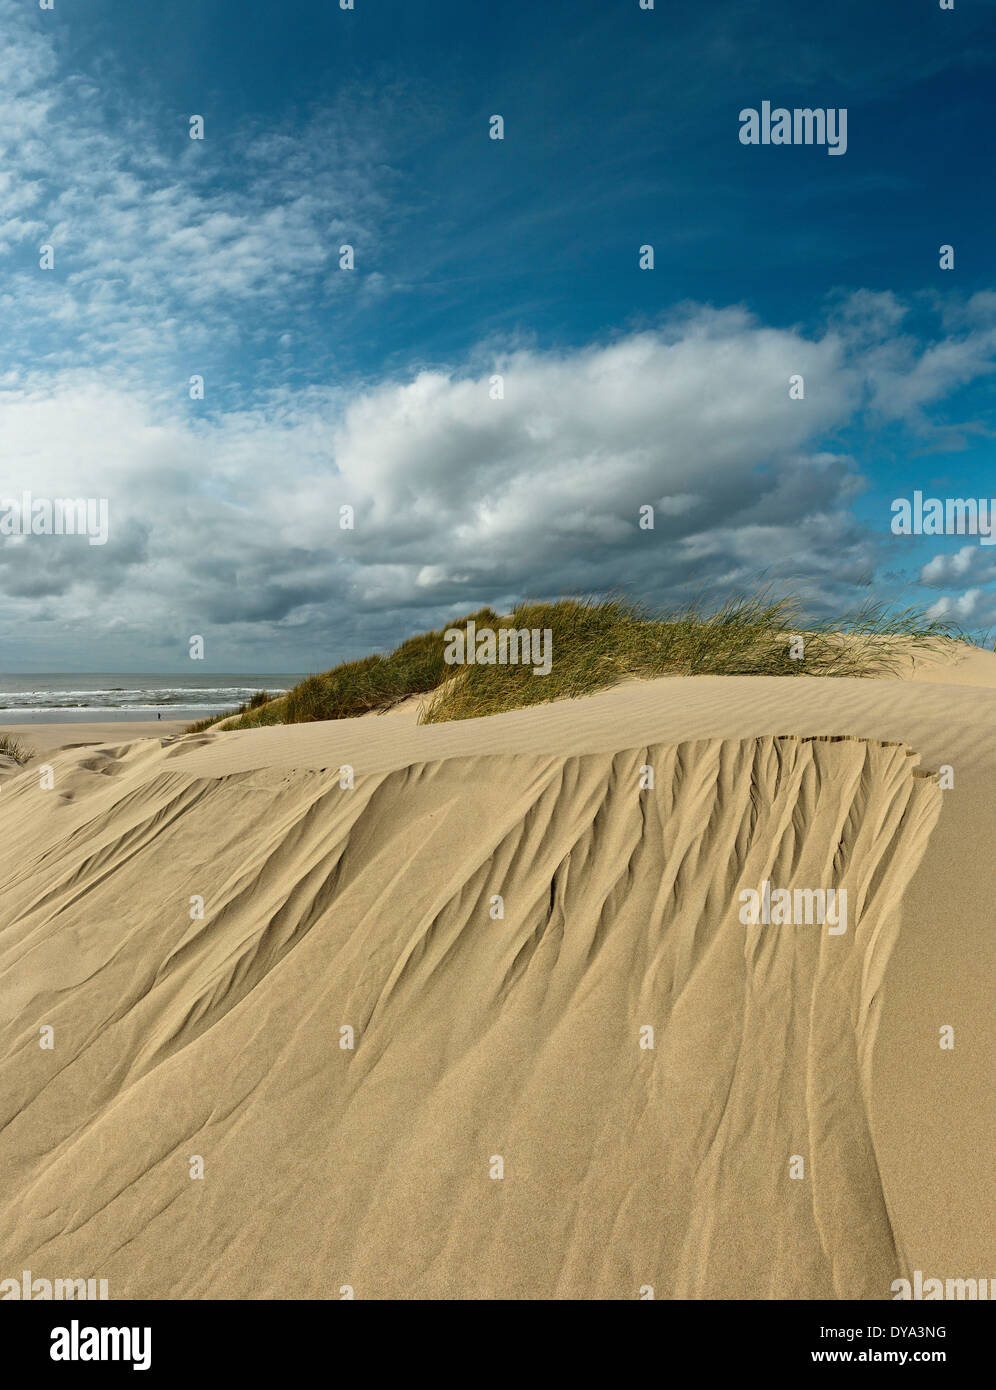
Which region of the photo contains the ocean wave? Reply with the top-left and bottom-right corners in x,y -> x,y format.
0,686 -> 289,711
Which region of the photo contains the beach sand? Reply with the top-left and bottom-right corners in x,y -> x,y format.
0,650 -> 993,1298
0,719 -> 190,758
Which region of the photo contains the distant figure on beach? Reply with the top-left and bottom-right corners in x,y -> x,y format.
157,712 -> 161,720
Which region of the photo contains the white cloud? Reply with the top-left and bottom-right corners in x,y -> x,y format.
920,546 -> 996,587
2,296 -> 995,666
0,0 -> 397,370
926,589 -> 996,627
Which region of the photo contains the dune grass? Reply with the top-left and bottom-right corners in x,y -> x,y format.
185,689 -> 275,735
185,609 -> 501,731
184,589 -> 973,734
0,733 -> 34,764
422,592 -> 967,721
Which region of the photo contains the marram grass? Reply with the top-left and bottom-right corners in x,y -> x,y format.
0,734 -> 34,764
185,590 -> 972,733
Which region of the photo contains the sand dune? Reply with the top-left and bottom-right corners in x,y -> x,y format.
0,669 -> 993,1298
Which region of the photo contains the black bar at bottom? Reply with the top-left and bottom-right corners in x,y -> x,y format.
3,1298 -> 986,1377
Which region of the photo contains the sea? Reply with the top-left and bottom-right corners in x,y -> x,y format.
0,673 -> 304,724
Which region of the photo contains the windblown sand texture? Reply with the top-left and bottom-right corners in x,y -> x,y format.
5,683 -> 986,1298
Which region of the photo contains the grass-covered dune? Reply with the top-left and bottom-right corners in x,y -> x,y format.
186,591 -> 973,734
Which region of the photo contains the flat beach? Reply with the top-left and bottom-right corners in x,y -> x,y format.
1,720 -> 190,756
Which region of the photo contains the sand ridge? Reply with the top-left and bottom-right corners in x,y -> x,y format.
0,728 -> 952,1298
0,663 -> 993,1298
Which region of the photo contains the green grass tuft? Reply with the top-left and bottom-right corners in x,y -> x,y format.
0,733 -> 35,764
184,689 -> 277,734
183,589 -> 976,734
421,591 -> 967,722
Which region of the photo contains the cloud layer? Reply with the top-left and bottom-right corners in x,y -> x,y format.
3,295 -> 995,668
1,0 -> 994,668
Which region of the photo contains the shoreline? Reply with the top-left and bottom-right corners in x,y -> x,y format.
0,709 -> 232,725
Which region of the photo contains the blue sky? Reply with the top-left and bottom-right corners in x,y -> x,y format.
0,0 -> 994,670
